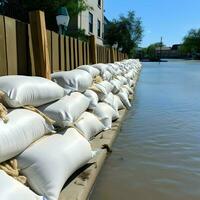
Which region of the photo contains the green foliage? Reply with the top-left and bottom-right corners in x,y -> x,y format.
21,0 -> 90,16
180,28 -> 200,58
67,28 -> 89,42
21,0 -> 91,33
104,11 -> 143,57
136,42 -> 163,60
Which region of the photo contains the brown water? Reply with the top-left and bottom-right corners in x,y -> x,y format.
90,60 -> 200,200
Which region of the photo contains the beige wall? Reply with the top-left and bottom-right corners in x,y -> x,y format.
78,0 -> 104,45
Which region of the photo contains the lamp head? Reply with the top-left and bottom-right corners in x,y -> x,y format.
56,7 -> 70,27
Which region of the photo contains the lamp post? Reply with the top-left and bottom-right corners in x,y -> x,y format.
56,7 -> 70,35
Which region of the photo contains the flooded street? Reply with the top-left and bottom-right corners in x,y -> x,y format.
91,60 -> 200,200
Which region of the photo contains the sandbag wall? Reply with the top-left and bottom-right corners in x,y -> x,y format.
0,59 -> 142,200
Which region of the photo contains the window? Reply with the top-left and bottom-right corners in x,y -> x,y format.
97,20 -> 101,37
98,0 -> 101,8
89,12 -> 93,33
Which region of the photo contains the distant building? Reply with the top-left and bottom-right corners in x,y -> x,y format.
155,44 -> 183,58
68,0 -> 104,45
155,46 -> 171,58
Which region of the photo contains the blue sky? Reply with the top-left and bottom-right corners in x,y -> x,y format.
104,0 -> 200,47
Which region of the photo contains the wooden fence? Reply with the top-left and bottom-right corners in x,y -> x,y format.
0,14 -> 128,77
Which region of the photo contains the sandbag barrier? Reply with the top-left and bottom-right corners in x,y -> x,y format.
0,59 -> 142,200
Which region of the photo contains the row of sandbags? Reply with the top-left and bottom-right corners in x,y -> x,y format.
0,59 -> 142,200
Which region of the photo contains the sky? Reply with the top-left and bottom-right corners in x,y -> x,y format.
104,0 -> 200,47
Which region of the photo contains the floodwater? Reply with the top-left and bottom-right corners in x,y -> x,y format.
90,60 -> 200,200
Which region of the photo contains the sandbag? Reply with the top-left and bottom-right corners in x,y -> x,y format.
92,81 -> 114,101
75,112 -> 105,140
93,102 -> 119,130
17,128 -> 92,200
107,64 -> 118,75
116,75 -> 128,85
92,63 -> 109,75
0,75 -> 64,108
104,93 -> 125,111
0,170 -> 43,200
103,93 -> 118,111
101,70 -> 112,81
127,78 -> 135,87
39,92 -> 90,128
84,89 -> 99,110
0,109 -> 54,163
78,65 -> 100,78
51,69 -> 93,94
115,95 -> 125,110
110,79 -> 123,94
122,85 -> 134,95
108,63 -> 120,72
118,91 -> 131,109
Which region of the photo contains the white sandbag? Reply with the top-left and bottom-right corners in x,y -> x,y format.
93,102 -> 119,130
78,65 -> 100,78
110,79 -> 123,94
124,70 -> 135,79
115,95 -> 125,110
118,91 -> 131,109
92,63 -> 109,75
84,89 -> 99,110
116,75 -> 128,85
127,78 -> 135,87
0,109 -> 54,163
75,112 -> 105,140
122,85 -> 134,95
17,128 -> 92,200
39,92 -> 90,128
104,93 -> 125,111
103,93 -> 118,111
93,81 -> 114,101
107,64 -> 118,74
101,70 -> 112,81
51,69 -> 93,94
0,75 -> 64,108
0,170 -> 43,200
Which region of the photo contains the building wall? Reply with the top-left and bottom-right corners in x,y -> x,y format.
78,0 -> 104,45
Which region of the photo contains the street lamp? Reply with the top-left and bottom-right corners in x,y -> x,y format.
113,42 -> 118,49
56,7 -> 70,35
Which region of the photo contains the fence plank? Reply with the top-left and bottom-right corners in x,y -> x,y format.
65,36 -> 70,71
59,35 -> 65,71
4,16 -> 18,75
29,11 -> 51,79
28,25 -> 35,75
73,38 -> 78,68
78,40 -> 83,66
0,16 -> 7,75
89,35 -> 97,64
52,31 -> 59,72
16,21 -> 29,75
86,42 -> 90,64
82,42 -> 85,65
69,37 -> 74,70
47,30 -> 52,72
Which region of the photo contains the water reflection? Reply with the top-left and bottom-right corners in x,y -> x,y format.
90,60 -> 200,200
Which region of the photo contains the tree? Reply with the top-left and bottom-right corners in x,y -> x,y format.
21,0 -> 91,33
180,28 -> 200,59
146,42 -> 163,60
104,11 -> 143,57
